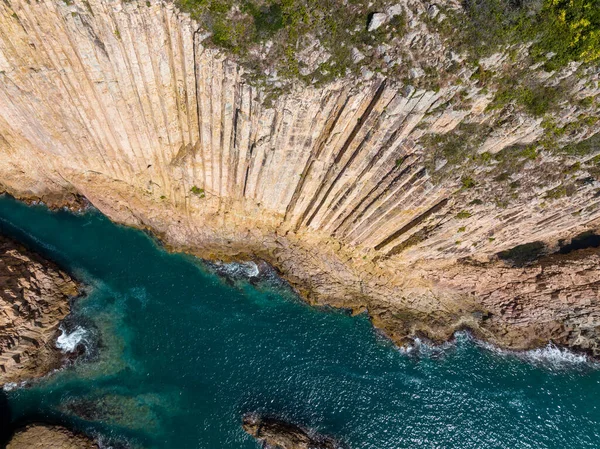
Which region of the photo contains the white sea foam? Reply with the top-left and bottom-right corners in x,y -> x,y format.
478,340 -> 594,368
397,335 -> 457,356
218,261 -> 260,278
398,331 -> 596,369
56,325 -> 88,352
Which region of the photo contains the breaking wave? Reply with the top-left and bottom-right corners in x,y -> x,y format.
477,339 -> 595,369
398,331 -> 597,369
215,261 -> 260,278
56,325 -> 89,353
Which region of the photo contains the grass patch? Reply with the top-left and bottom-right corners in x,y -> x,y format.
487,79 -> 560,116
436,0 -> 600,70
190,186 -> 206,197
461,175 -> 476,189
175,0 -> 406,86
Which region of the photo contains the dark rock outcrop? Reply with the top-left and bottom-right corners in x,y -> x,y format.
242,414 -> 345,449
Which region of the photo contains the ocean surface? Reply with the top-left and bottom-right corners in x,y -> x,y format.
0,195 -> 599,449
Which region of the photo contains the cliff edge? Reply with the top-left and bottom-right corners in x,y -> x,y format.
0,0 -> 599,353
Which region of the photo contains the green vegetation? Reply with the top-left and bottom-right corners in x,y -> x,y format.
555,132 -> 600,157
395,156 -> 406,168
470,65 -> 493,84
421,123 -> 490,179
169,0 -> 599,94
440,0 -> 600,70
457,226 -> 466,232
175,0 -> 406,85
461,176 -> 476,189
492,144 -> 538,176
544,183 -> 576,199
190,186 -> 206,197
531,0 -> 600,69
456,210 -> 472,219
487,80 -> 560,116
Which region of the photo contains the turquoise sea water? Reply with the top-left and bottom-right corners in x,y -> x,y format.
0,194 -> 599,448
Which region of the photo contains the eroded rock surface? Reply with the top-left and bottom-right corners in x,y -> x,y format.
6,425 -> 97,449
430,247 -> 600,354
242,414 -> 344,449
0,0 -> 599,354
0,236 -> 80,385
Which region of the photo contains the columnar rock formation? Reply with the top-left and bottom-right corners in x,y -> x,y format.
0,236 -> 80,385
0,0 -> 599,352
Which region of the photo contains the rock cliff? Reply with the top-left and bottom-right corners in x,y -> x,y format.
0,236 -> 80,385
0,0 -> 599,353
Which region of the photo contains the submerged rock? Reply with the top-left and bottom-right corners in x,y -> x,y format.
242,414 -> 345,449
6,424 -> 97,449
0,235 -> 82,385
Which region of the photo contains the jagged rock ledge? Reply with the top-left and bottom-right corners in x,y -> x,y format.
0,235 -> 81,386
242,414 -> 346,449
6,424 -> 97,449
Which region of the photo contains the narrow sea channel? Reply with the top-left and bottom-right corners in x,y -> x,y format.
1,195 -> 598,449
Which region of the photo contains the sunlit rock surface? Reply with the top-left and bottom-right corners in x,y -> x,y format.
0,236 -> 80,385
6,424 -> 97,449
0,0 -> 599,352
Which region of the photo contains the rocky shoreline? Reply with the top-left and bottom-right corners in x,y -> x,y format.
0,234 -> 99,448
1,0 -> 600,361
6,424 -> 97,449
0,235 -> 82,385
12,189 -> 600,360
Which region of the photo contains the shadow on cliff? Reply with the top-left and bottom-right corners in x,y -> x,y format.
496,231 -> 600,267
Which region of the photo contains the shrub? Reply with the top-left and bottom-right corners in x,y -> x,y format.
439,0 -> 600,69
461,176 -> 476,189
190,186 -> 206,197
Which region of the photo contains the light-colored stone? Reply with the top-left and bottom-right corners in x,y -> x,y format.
7,425 -> 97,449
0,236 -> 80,385
0,0 -> 599,354
351,47 -> 365,64
368,12 -> 388,31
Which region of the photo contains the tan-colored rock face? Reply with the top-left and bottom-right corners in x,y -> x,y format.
0,236 -> 79,385
0,0 -> 599,353
6,425 -> 97,449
